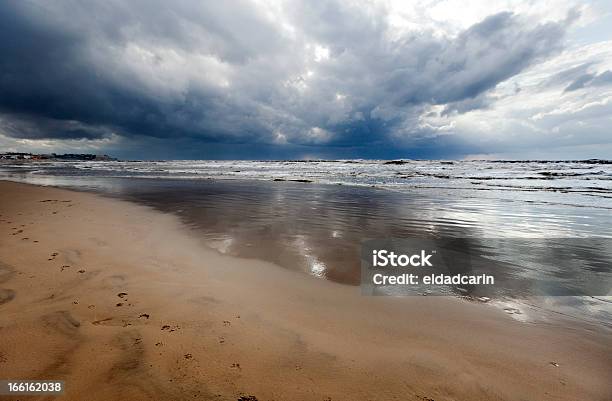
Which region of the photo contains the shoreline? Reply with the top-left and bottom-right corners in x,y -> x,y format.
0,180 -> 610,400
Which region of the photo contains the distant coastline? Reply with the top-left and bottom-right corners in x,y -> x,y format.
0,152 -> 117,161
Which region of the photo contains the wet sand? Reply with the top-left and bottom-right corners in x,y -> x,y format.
0,180 -> 610,401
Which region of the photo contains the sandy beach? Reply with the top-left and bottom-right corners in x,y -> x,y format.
0,180 -> 610,401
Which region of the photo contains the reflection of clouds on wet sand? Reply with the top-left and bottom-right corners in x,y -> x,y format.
1,164 -> 611,325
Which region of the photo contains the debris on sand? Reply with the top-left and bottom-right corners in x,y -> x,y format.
92,317 -> 113,325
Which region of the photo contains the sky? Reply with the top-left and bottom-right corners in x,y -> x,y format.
0,0 -> 611,160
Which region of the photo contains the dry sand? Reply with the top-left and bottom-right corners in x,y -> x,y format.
0,180 -> 610,401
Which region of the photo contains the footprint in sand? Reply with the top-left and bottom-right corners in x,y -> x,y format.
237,396 -> 258,401
161,325 -> 179,332
41,311 -> 81,336
0,289 -> 16,305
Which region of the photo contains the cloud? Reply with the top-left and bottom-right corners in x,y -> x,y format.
0,0 -> 609,159
564,70 -> 612,91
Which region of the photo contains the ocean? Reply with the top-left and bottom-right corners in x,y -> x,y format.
1,159 -> 611,324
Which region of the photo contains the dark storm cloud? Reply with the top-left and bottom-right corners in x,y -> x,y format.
0,0 -> 576,156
